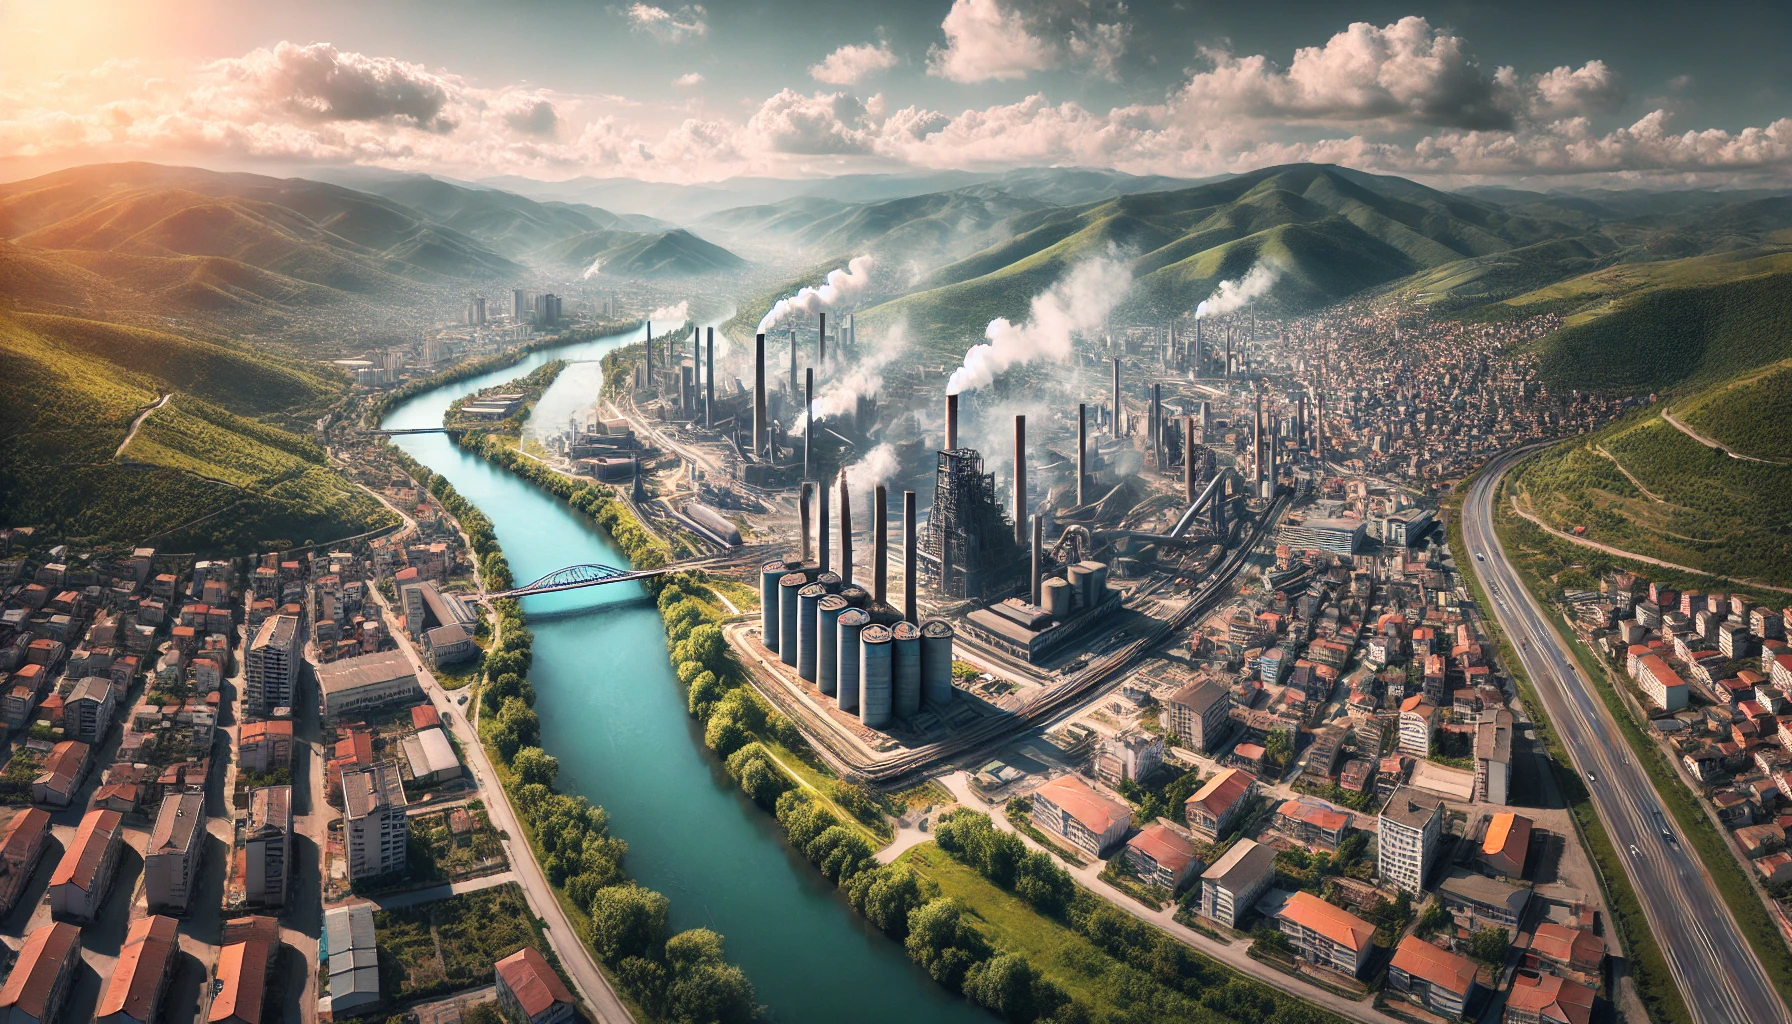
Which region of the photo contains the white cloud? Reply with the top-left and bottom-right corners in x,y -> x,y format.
212,41 -> 460,131
1528,60 -> 1626,118
625,3 -> 708,44
746,89 -> 875,154
672,72 -> 705,87
928,0 -> 1057,83
500,96 -> 559,137
810,42 -> 899,86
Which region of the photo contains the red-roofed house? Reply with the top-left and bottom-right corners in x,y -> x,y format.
50,807 -> 123,922
411,703 -> 443,730
1504,970 -> 1594,1024
1184,768 -> 1256,842
0,808 -> 51,917
1276,891 -> 1375,976
1031,776 -> 1132,857
98,914 -> 179,1024
32,739 -> 90,808
495,946 -> 576,1024
210,931 -> 274,1024
1277,796 -> 1351,850
0,921 -> 82,1024
1525,923 -> 1605,983
1481,812 -> 1532,879
239,720 -> 295,774
1388,936 -> 1478,1019
1121,824 -> 1202,890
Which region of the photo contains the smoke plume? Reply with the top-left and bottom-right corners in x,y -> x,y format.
581,257 -> 604,280
1194,262 -> 1279,319
795,321 -> 909,436
843,442 -> 899,495
647,300 -> 690,323
946,257 -> 1131,395
758,255 -> 875,333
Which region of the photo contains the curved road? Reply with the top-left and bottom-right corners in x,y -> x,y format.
1464,447 -> 1789,1024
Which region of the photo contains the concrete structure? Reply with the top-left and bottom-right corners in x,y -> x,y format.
324,903 -> 381,1016
1165,679 -> 1232,753
1276,890 -> 1374,977
1380,786 -> 1445,895
1439,868 -> 1531,930
343,762 -> 408,880
1121,824 -> 1202,890
1526,923 -> 1605,982
1399,698 -> 1436,758
401,726 -> 463,784
1276,796 -> 1350,851
318,650 -> 422,719
245,614 -> 301,716
1184,768 -> 1254,842
32,739 -> 88,807
1030,775 -> 1131,857
0,921 -> 82,1024
244,786 -> 292,907
1388,936 -> 1477,1019
1475,709 -> 1514,805
495,946 -> 577,1024
1094,729 -> 1164,785
65,675 -> 116,744
97,914 -> 179,1024
0,808 -> 50,917
1633,653 -> 1689,711
238,719 -> 294,774
1281,517 -> 1366,556
49,807 -> 123,922
1198,838 -> 1277,928
146,792 -> 205,913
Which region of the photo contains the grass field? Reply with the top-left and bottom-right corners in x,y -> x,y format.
374,883 -> 551,1000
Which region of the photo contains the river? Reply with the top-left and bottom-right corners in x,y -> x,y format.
383,321 -> 983,1024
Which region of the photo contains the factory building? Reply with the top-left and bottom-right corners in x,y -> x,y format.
1281,517 -> 1366,556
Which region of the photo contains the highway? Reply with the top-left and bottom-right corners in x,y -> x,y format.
1463,447 -> 1790,1024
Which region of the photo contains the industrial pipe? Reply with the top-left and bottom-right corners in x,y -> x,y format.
873,485 -> 888,606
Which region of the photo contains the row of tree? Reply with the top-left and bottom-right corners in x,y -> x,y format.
457,431 -> 668,570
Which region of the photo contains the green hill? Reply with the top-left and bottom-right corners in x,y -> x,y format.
1670,359 -> 1792,461
533,227 -> 745,276
0,311 -> 390,551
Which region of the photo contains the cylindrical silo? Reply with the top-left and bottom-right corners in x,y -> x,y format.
817,570 -> 842,594
836,608 -> 869,712
1066,563 -> 1093,610
1043,577 -> 1073,619
1086,560 -> 1109,594
760,559 -> 786,651
797,583 -> 825,682
840,584 -> 869,608
859,624 -> 894,729
893,621 -> 922,719
921,619 -> 955,708
778,573 -> 805,667
817,595 -> 848,695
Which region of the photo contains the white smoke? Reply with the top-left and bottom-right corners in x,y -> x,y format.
581,257 -> 604,280
757,256 -> 875,333
946,257 -> 1132,396
843,442 -> 899,495
647,300 -> 690,323
1194,262 -> 1279,319
794,322 -> 909,436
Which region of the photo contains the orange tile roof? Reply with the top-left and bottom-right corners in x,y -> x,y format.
50,808 -> 121,891
0,808 -> 50,864
1505,971 -> 1594,1024
1036,775 -> 1132,835
1278,891 -> 1374,952
210,939 -> 270,1024
1530,923 -> 1604,971
496,946 -> 574,1018
0,921 -> 80,1018
1125,824 -> 1199,876
1278,797 -> 1350,833
98,915 -> 179,1020
1187,768 -> 1254,819
1390,936 -> 1477,996
1483,812 -> 1532,858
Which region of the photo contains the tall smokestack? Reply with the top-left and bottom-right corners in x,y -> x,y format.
945,393 -> 959,451
790,328 -> 798,397
1030,513 -> 1043,606
818,312 -> 826,369
1224,326 -> 1232,382
753,333 -> 767,456
1186,415 -> 1198,503
873,485 -> 888,606
804,367 -> 813,481
1152,383 -> 1162,471
1111,359 -> 1121,440
1076,403 -> 1088,507
838,471 -> 853,587
903,490 -> 917,624
705,328 -> 715,429
819,477 -> 830,573
1013,415 -> 1026,547
646,322 -> 653,375
800,482 -> 813,563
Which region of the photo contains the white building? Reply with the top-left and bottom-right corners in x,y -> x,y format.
1379,786 -> 1445,895
245,614 -> 302,716
318,650 -> 422,720
343,762 -> 408,880
245,786 -> 292,907
1198,838 -> 1277,928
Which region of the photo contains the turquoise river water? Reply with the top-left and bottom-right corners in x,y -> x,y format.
384,322 -> 983,1024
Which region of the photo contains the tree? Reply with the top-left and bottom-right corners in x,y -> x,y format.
906,898 -> 990,988
462,1005 -> 503,1024
512,747 -> 559,788
1468,926 -> 1510,965
847,866 -> 929,938
587,884 -> 669,964
687,671 -> 725,719
666,961 -> 759,1024
963,952 -> 1067,1024
1264,731 -> 1292,772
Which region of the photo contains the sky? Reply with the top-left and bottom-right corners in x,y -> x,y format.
3,0 -> 1790,188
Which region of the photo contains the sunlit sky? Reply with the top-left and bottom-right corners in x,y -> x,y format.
3,0 -> 1789,186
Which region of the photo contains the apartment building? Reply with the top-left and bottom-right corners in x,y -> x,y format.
97,914 -> 179,1024
244,786 -> 292,907
66,675 -> 117,745
1198,838 -> 1277,928
49,807 -> 123,922
145,793 -> 206,913
1388,936 -> 1478,1019
0,808 -> 51,917
1380,786 -> 1445,895
1164,679 -> 1233,753
343,762 -> 409,880
0,921 -> 82,1024
1029,775 -> 1131,857
245,614 -> 301,716
1121,824 -> 1201,890
1276,891 -> 1375,977
1475,709 -> 1514,805
1184,768 -> 1255,842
